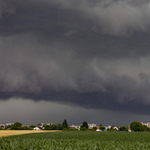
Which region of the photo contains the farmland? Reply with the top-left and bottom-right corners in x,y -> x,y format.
0,131 -> 150,149
0,130 -> 60,138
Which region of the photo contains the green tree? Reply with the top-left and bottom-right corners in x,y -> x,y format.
99,126 -> 105,131
44,124 -> 57,130
22,126 -> 29,130
82,121 -> 88,128
107,128 -> 111,131
130,121 -> 144,132
142,125 -> 150,132
80,121 -> 88,131
62,119 -> 68,129
29,125 -> 36,130
57,123 -> 63,130
92,126 -> 97,131
5,125 -> 11,130
10,122 -> 22,130
44,125 -> 51,130
14,122 -> 22,127
50,124 -> 57,130
37,123 -> 42,126
80,127 -> 87,131
119,126 -> 128,131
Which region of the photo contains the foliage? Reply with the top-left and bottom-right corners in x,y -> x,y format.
37,123 -> 42,126
111,125 -> 116,129
29,125 -> 36,130
44,124 -> 56,130
80,121 -> 88,130
119,126 -> 128,131
99,126 -> 105,131
130,121 -> 144,132
62,119 -> 68,129
14,122 -> 22,127
142,125 -> 150,132
92,126 -> 97,131
10,122 -> 22,130
21,126 -> 29,130
2,132 -> 150,149
9,122 -> 31,130
107,128 -> 111,131
57,123 -> 63,130
80,127 -> 86,131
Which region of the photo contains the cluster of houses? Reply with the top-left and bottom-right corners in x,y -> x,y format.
0,122 -> 117,131
1,121 -> 150,131
0,122 -> 124,131
0,123 -> 14,129
69,123 -> 120,131
141,122 -> 150,128
33,123 -> 120,131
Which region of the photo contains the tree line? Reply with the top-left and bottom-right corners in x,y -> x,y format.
0,120 -> 150,132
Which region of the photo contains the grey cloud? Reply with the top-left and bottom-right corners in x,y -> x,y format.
1,0 -> 150,37
1,98 -> 150,125
0,0 -> 150,118
50,0 -> 150,35
0,1 -> 16,17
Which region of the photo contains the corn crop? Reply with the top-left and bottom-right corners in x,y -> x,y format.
0,131 -> 150,149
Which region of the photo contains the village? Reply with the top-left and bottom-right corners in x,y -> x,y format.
0,121 -> 150,132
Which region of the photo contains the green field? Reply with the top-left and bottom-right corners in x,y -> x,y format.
0,131 -> 150,150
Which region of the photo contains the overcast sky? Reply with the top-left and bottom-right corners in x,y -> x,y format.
1,0 -> 150,126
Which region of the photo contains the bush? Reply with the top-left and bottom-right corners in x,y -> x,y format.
130,121 -> 144,132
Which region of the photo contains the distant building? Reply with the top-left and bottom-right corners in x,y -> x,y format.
141,122 -> 150,128
105,125 -> 111,130
33,127 -> 43,130
0,124 -> 5,128
113,126 -> 119,130
96,129 -> 102,131
6,123 -> 14,126
70,125 -> 80,130
141,122 -> 147,126
88,123 -> 97,128
147,122 -> 150,128
41,123 -> 45,126
47,123 -> 53,125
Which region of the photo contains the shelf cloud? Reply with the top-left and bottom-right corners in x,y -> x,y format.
1,0 -> 150,120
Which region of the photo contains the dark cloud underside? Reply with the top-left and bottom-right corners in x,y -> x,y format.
0,0 -> 150,117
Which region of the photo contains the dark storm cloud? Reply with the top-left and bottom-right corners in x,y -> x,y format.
0,0 -> 150,116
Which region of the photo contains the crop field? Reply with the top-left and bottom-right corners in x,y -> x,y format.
1,131 -> 150,149
0,130 -> 60,138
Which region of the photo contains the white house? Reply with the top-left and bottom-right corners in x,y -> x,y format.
88,123 -> 97,128
33,127 -> 42,130
113,126 -> 119,130
70,125 -> 80,130
96,129 -> 102,131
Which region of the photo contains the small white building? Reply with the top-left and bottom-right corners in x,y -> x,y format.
96,129 -> 102,131
88,123 -> 97,128
33,127 -> 42,130
70,125 -> 80,130
113,126 -> 119,130
6,123 -> 14,126
105,126 -> 111,130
